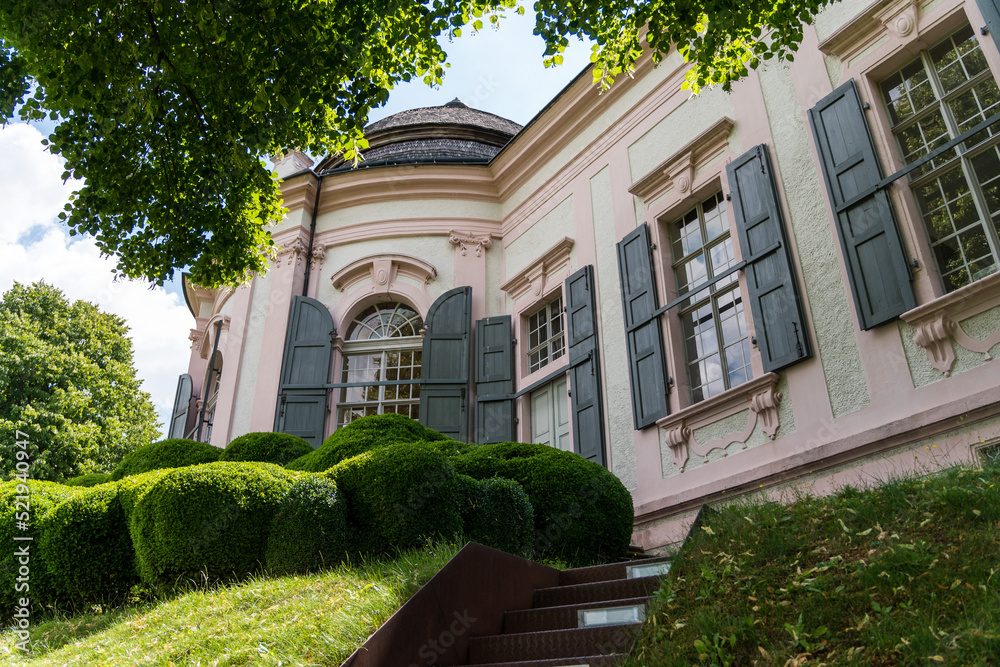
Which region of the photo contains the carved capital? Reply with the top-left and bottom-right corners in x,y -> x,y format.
188,328 -> 204,350
912,313 -> 956,376
665,423 -> 692,472
276,237 -> 308,267
749,385 -> 783,440
449,231 -> 493,257
310,244 -> 327,272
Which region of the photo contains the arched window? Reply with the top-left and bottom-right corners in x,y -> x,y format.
337,303 -> 423,428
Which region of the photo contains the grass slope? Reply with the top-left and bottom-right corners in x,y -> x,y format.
1,543 -> 461,666
627,461 -> 1000,666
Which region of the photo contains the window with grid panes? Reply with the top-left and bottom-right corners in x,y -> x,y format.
526,296 -> 565,373
336,303 -> 423,428
670,192 -> 753,402
879,24 -> 1000,291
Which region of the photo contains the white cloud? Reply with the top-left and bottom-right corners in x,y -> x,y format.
0,124 -> 192,437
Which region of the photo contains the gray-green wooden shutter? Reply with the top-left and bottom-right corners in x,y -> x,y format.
809,79 -> 916,330
616,223 -> 670,429
419,286 -> 472,441
274,296 -> 334,448
475,315 -> 515,444
727,144 -> 813,372
565,265 -> 606,466
168,373 -> 193,439
976,0 -> 1000,53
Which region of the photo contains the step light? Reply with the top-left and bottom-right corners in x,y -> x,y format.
626,561 -> 671,579
577,604 -> 645,628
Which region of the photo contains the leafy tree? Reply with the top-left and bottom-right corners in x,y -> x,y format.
0,281 -> 160,482
0,0 -> 830,287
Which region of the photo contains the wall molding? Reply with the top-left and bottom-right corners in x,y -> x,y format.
330,253 -> 438,294
500,237 -> 575,301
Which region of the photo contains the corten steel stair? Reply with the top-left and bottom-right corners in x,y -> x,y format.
340,543 -> 673,667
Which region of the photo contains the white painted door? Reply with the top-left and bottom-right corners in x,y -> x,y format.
530,376 -> 570,451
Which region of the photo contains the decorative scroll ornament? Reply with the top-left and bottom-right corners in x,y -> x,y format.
912,313 -> 956,376
448,232 -> 493,257
310,244 -> 327,272
749,385 -> 783,440
666,424 -> 692,472
276,238 -> 308,266
188,328 -> 204,350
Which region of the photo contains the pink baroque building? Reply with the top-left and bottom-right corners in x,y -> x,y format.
174,0 -> 1000,551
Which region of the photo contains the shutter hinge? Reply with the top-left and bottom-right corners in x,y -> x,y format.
725,193 -> 732,201
862,102 -> 871,110
567,389 -> 571,397
650,243 -> 657,250
512,338 -> 517,346
982,26 -> 990,36
667,376 -> 674,387
751,336 -> 758,347
513,417 -> 520,424
908,258 -> 920,269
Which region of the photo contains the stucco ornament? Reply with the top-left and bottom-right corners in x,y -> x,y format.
665,424 -> 692,472
310,244 -> 327,272
276,237 -> 308,266
912,313 -> 957,376
875,0 -> 918,40
188,328 -> 204,350
449,232 -> 493,257
749,385 -> 783,440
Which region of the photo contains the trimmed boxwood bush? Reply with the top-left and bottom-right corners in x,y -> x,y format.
221,432 -> 313,466
286,413 -> 451,472
328,443 -> 462,555
37,484 -> 137,610
265,476 -> 349,576
130,462 -> 301,592
65,472 -> 113,487
453,442 -> 634,566
1,480 -> 79,615
463,477 -> 534,557
110,438 -> 221,480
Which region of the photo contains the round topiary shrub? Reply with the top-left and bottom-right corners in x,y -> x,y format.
65,472 -> 113,487
463,477 -> 534,557
286,413 -> 451,472
452,442 -> 634,566
221,432 -> 313,466
328,443 -> 462,555
1,480 -> 79,615
37,484 -> 137,610
130,462 -> 301,592
110,438 -> 221,480
265,476 -> 349,576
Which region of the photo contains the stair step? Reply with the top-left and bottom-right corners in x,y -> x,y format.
534,576 -> 661,608
559,556 -> 671,586
467,655 -> 628,667
504,596 -> 653,633
467,624 -> 642,663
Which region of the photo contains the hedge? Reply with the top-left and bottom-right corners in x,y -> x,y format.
37,484 -> 137,610
65,472 -> 113,487
286,413 -> 451,472
461,476 -> 534,557
110,438 -> 222,480
221,432 -> 313,466
1,480 -> 79,617
130,462 -> 301,591
452,442 -> 634,566
328,443 -> 462,555
265,476 -> 349,576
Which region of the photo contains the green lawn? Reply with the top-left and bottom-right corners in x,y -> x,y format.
1,543 -> 461,666
626,460 -> 1000,666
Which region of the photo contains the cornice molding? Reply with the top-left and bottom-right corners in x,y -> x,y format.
629,117 -> 735,205
330,253 -> 437,293
500,237 -> 575,300
818,0 -> 919,62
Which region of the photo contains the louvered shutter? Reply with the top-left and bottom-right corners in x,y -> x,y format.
274,296 -> 334,448
565,265 -> 606,466
809,79 -> 916,330
419,287 -> 472,441
168,373 -> 194,439
475,315 -> 515,444
727,144 -> 813,372
616,223 -> 670,429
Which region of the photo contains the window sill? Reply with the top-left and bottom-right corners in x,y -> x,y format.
656,372 -> 781,472
900,270 -> 1000,376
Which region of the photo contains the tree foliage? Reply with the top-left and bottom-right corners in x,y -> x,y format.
0,0 -> 830,287
0,281 -> 159,481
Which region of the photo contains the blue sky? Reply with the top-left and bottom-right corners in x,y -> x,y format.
0,13 -> 593,435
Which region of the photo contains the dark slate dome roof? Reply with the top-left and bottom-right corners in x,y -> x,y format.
320,99 -> 521,170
